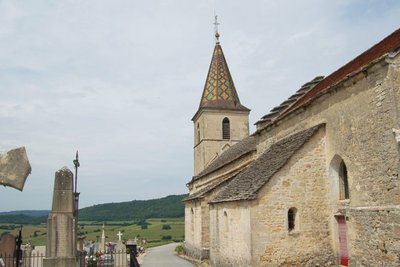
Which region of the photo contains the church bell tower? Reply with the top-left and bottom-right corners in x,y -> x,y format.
192,28 -> 250,176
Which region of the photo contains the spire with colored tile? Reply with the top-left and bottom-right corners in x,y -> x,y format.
197,18 -> 249,112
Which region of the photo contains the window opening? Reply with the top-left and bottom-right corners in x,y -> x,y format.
222,117 -> 230,139
288,208 -> 297,231
339,161 -> 349,200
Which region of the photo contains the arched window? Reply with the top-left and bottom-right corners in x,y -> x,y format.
288,208 -> 297,231
339,161 -> 350,200
222,117 -> 230,139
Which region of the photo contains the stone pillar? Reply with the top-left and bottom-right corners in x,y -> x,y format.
43,167 -> 77,267
100,224 -> 105,253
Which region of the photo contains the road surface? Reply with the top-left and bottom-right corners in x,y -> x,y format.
141,243 -> 195,267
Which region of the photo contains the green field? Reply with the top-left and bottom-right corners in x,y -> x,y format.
0,218 -> 184,248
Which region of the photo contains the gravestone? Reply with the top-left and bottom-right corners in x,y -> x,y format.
22,242 -> 33,267
114,231 -> 126,267
43,167 -> 76,267
100,224 -> 105,253
0,147 -> 31,191
0,233 -> 16,267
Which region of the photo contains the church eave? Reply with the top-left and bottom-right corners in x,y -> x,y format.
192,104 -> 250,122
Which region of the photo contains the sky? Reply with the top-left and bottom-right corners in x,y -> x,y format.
1,0 -> 399,211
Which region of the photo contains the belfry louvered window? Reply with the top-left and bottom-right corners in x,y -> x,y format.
339,161 -> 350,200
222,117 -> 230,139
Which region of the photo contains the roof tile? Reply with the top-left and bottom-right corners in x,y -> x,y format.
211,125 -> 323,203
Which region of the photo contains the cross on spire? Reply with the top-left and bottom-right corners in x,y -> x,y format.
214,15 -> 220,43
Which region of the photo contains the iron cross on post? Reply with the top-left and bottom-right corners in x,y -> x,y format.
73,151 -> 80,243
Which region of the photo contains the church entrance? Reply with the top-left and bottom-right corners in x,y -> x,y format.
337,216 -> 349,266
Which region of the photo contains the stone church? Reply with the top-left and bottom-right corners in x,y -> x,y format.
184,27 -> 400,266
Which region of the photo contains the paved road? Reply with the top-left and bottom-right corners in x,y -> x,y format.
141,243 -> 195,267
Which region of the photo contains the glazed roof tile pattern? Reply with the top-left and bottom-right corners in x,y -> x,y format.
211,125 -> 322,203
198,43 -> 249,111
191,135 -> 258,182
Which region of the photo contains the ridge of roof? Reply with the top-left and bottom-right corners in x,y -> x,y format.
255,76 -> 324,126
211,124 -> 323,203
284,28 -> 400,116
256,27 -> 400,129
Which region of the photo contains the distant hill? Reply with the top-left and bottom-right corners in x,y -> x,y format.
0,210 -> 50,217
79,194 -> 187,221
0,214 -> 47,225
0,194 -> 187,224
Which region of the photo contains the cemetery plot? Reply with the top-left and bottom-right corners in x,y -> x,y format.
0,218 -> 184,248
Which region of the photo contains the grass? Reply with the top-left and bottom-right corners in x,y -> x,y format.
0,218 -> 184,248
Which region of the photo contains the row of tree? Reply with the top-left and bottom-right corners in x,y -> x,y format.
0,194 -> 187,224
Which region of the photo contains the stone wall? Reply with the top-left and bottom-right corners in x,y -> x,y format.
250,128 -> 336,266
253,53 -> 400,265
348,208 -> 400,266
184,201 -> 202,259
210,201 -> 252,267
193,109 -> 249,175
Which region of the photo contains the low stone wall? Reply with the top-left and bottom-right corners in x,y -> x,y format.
184,242 -> 209,260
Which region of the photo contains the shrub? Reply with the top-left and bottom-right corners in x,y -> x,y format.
175,244 -> 184,255
141,225 -> 148,229
137,219 -> 151,227
162,224 -> 171,230
161,235 -> 172,240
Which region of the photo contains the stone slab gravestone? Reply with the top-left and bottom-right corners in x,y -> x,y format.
0,147 -> 31,191
114,237 -> 126,267
0,233 -> 16,267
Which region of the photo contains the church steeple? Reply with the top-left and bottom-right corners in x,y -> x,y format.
195,31 -> 249,115
192,22 -> 250,176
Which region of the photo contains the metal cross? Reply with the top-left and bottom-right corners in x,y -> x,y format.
214,15 -> 220,34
